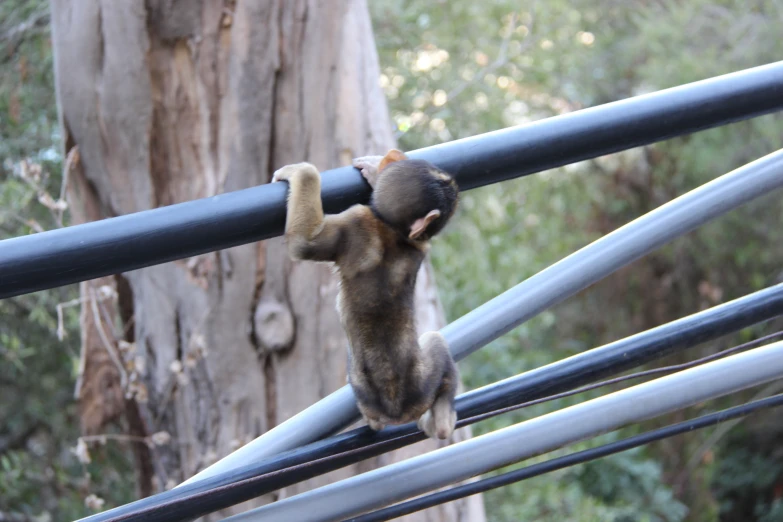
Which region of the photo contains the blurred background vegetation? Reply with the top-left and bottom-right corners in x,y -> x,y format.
2,0 -> 782,520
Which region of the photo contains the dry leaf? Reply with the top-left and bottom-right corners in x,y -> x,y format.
84,494 -> 105,510
72,438 -> 91,464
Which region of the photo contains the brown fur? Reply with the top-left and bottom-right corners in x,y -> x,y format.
272,150 -> 459,439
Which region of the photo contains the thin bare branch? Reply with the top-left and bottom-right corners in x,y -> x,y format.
443,10 -> 524,103
0,9 -> 49,53
0,209 -> 44,233
397,5 -> 537,138
88,284 -> 128,390
18,160 -> 68,228
58,145 -> 79,223
56,295 -> 84,341
680,380 -> 783,486
80,433 -> 148,445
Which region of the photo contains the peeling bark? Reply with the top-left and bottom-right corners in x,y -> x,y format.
51,1 -> 485,519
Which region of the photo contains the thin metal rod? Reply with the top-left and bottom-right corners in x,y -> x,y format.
78,284 -> 783,522
2,61 -> 783,298
180,148 -> 783,487
79,285 -> 783,522
224,342 -> 783,522
350,394 -> 783,522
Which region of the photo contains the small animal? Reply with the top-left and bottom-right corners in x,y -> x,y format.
271,149 -> 460,439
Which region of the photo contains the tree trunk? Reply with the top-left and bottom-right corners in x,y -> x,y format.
51,1 -> 485,520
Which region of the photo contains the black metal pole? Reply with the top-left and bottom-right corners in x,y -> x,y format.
81,283 -> 783,522
3,61 -> 783,298
349,394 -> 783,522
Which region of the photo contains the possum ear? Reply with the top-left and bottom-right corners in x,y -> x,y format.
378,149 -> 408,171
409,209 -> 441,239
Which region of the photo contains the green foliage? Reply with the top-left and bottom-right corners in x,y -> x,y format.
714,442 -> 783,522
575,448 -> 688,521
0,1 -> 135,519
0,256 -> 88,519
0,0 -> 58,162
473,436 -> 687,522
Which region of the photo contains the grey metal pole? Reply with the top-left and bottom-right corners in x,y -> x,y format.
224,341 -> 783,522
181,148 -> 783,486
